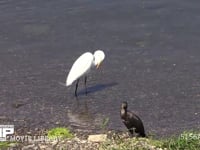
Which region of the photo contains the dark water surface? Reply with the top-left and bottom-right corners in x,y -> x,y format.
0,0 -> 200,137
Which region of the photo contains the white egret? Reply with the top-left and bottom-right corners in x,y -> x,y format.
66,50 -> 105,97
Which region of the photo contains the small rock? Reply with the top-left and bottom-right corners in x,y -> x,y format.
88,134 -> 107,142
39,144 -> 52,150
22,144 -> 37,150
55,121 -> 60,124
50,140 -> 59,147
73,137 -> 81,142
12,101 -> 26,108
27,131 -> 32,135
80,140 -> 87,144
9,142 -> 19,148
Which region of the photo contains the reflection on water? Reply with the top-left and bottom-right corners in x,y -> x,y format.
67,101 -> 94,129
67,100 -> 109,132
0,0 -> 200,137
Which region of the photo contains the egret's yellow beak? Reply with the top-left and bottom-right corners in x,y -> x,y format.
96,62 -> 102,69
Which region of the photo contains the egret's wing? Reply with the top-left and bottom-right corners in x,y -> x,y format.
66,52 -> 94,86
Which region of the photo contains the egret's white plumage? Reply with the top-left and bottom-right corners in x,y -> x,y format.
66,50 -> 105,96
66,52 -> 94,86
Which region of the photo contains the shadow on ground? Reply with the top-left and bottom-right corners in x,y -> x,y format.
77,82 -> 118,96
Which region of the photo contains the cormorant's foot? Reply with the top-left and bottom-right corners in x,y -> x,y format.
136,133 -> 146,138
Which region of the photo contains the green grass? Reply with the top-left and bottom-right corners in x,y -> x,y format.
0,141 -> 17,149
163,131 -> 200,150
100,135 -> 163,150
47,127 -> 74,140
100,117 -> 110,130
100,131 -> 200,150
0,142 -> 10,149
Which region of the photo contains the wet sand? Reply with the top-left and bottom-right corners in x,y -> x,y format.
0,0 -> 200,137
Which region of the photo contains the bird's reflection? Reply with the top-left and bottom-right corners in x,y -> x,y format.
67,99 -> 95,130
67,98 -> 109,131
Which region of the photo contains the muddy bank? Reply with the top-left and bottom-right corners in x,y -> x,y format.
4,130 -> 166,150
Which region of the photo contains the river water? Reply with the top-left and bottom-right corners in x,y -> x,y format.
0,0 -> 200,137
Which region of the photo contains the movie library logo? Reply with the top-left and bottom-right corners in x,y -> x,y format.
0,125 -> 14,141
0,125 -> 59,142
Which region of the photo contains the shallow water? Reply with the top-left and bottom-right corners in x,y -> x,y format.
0,0 -> 200,137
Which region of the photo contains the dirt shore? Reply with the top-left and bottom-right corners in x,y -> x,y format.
5,130 -> 166,150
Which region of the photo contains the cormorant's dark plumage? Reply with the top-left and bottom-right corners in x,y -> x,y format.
120,101 -> 146,137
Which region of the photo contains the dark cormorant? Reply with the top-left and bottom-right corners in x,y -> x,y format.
120,101 -> 146,137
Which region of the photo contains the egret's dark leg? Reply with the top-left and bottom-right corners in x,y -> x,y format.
84,76 -> 87,95
75,79 -> 79,97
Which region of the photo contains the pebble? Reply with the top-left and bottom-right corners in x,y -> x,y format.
88,134 -> 107,142
22,144 -> 37,150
